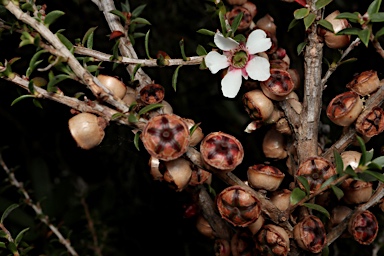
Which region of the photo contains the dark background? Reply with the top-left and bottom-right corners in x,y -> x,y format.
0,0 -> 384,255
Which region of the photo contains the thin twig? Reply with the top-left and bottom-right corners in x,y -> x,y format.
0,153 -> 79,256
81,198 -> 103,256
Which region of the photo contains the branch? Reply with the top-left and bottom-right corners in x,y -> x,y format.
0,152 -> 79,256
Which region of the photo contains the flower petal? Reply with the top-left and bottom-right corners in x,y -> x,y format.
214,31 -> 239,51
246,56 -> 270,81
205,51 -> 229,74
246,29 -> 272,54
221,69 -> 242,98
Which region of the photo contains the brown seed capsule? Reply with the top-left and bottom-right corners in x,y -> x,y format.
141,114 -> 190,161
122,86 -> 137,106
149,100 -> 174,118
216,185 -> 261,227
346,70 -> 381,96
148,156 -> 163,181
243,89 -> 274,121
341,150 -> 361,171
241,2 -> 257,18
231,229 -> 255,256
329,205 -> 352,230
348,210 -> 378,245
355,106 -> 384,138
256,14 -> 277,37
256,224 -> 290,256
97,74 -> 127,99
161,157 -> 192,192
262,126 -> 288,160
270,189 -> 292,211
68,112 -> 107,150
182,118 -> 204,147
341,178 -> 372,204
200,132 -> 244,172
318,10 -> 350,49
189,165 -> 212,186
293,215 -> 327,253
139,83 -> 165,104
326,91 -> 363,127
226,6 -> 253,32
260,69 -> 295,101
214,239 -> 231,256
247,164 -> 285,191
226,0 -> 247,5
196,215 -> 215,239
297,157 -> 337,192
247,215 -> 264,234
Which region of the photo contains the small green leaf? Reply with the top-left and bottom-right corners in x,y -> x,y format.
82,26 -> 97,48
15,227 -> 29,246
331,185 -> 344,200
336,27 -> 361,35
11,95 -> 35,106
179,39 -> 188,61
233,34 -> 246,43
365,149 -> 374,163
370,12 -> 384,22
320,174 -> 337,189
138,103 -> 164,116
358,29 -> 371,47
56,33 -> 74,50
172,65 -> 182,92
196,45 -> 207,56
303,203 -> 330,218
21,3 -> 33,12
288,18 -> 300,32
344,165 -> 357,177
1,203 -> 19,223
145,30 -> 151,59
131,64 -> 141,81
131,4 -> 147,17
121,1 -> 130,12
375,27 -> 384,39
7,241 -> 17,253
128,113 -> 138,123
372,156 -> 384,167
294,8 -> 310,19
110,10 -> 127,23
47,74 -> 71,92
86,65 -> 100,73
219,8 -> 227,37
297,176 -> 310,194
44,10 -> 65,28
290,187 -> 306,205
111,112 -> 127,120
318,19 -> 334,32
367,161 -> 382,171
297,41 -> 307,55
315,0 -> 333,10
0,230 -> 8,238
336,12 -> 360,23
356,135 -> 367,165
333,150 -> 344,175
196,29 -> 216,37
304,13 -> 316,30
131,17 -> 151,25
364,170 -> 384,182
322,245 -> 330,256
230,12 -> 243,35
190,122 -> 201,136
368,0 -> 382,16
134,132 -> 141,151
28,80 -> 35,95
33,99 -> 43,109
0,242 -> 5,249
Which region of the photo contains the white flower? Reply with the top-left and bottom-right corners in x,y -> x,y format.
205,29 -> 272,98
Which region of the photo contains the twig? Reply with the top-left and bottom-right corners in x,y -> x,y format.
81,198 -> 103,256
0,153 -> 79,256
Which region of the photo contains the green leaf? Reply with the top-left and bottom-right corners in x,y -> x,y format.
288,18 -> 300,32
297,176 -> 310,194
318,19 -> 334,32
190,122 -> 201,136
304,13 -> 316,30
138,103 -> 164,116
297,41 -> 307,55
196,45 -> 207,56
290,187 -> 306,205
356,135 -> 367,165
111,112 -> 127,120
336,12 -> 360,23
86,65 -> 100,73
368,0 -> 382,16
130,64 -> 141,81
134,132 -> 141,151
358,29 -> 371,47
11,95 -> 35,106
56,33 -> 74,50
172,65 -> 182,92
372,156 -> 384,167
33,99 -> 43,109
0,230 -> 8,238
375,27 -> 384,39
322,245 -> 330,256
47,74 -> 71,92
131,17 -> 151,25
365,149 -> 374,164
331,185 -> 344,200
82,26 -> 97,48
179,39 -> 188,61
0,242 -> 5,249
145,30 -> 151,59
110,10 -> 127,23
121,0 -> 130,12
320,174 -> 337,189
21,3 -> 33,12
370,12 -> 384,22
334,150 -> 344,175
336,27 -> 361,35
28,80 -> 35,95
367,161 -> 382,171
344,165 -> 357,177
44,10 -> 65,28
27,49 -> 47,78
233,34 -> 246,43
303,203 -> 330,218
219,8 -> 227,36
294,8 -> 310,19
131,4 -> 147,17
364,170 -> 384,182
230,12 -> 243,35
1,203 -> 19,223
128,113 -> 138,123
315,0 -> 333,10
15,227 -> 29,246
196,29 -> 216,37
7,241 -> 17,253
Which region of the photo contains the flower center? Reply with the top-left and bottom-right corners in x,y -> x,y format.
232,50 -> 248,69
